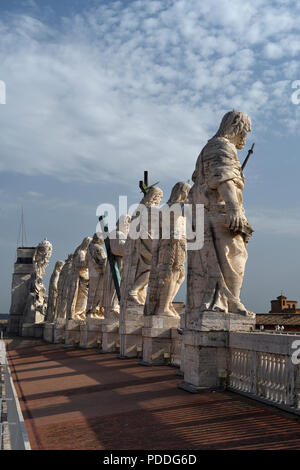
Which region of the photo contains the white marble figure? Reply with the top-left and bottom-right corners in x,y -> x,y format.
46,260 -> 65,323
33,238 -> 53,278
122,186 -> 163,308
66,237 -> 92,322
55,254 -> 74,321
85,233 -> 107,318
103,214 -> 131,320
22,239 -> 53,324
187,110 -> 254,316
145,181 -> 191,317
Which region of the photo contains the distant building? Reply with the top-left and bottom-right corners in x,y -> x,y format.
270,295 -> 300,314
256,294 -> 300,332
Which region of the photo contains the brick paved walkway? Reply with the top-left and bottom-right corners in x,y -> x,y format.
6,343 -> 300,450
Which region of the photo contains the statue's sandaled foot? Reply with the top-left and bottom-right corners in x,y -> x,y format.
230,301 -> 255,318
74,313 -> 86,322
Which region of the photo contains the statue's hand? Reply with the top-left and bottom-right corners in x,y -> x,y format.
226,207 -> 245,232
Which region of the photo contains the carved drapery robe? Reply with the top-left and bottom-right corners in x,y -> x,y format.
86,242 -> 107,315
187,137 -> 250,314
145,206 -> 186,317
46,261 -> 64,322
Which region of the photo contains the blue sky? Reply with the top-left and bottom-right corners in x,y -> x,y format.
0,0 -> 300,313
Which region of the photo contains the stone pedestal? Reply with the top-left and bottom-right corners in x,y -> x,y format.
142,315 -> 181,365
21,322 -> 44,338
120,306 -> 144,358
43,322 -> 55,343
53,319 -> 66,343
179,311 -> 255,392
79,317 -> 104,349
65,319 -> 83,346
102,322 -> 120,353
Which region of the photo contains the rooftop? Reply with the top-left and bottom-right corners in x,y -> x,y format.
6,341 -> 300,450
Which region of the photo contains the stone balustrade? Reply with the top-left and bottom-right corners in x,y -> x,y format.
228,332 -> 300,413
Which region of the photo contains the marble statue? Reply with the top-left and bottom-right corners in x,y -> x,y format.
55,254 -> 74,321
122,186 -> 163,307
103,214 -> 131,320
187,110 -> 254,316
67,237 -> 92,321
46,260 -> 65,323
22,239 -> 53,324
85,233 -> 107,318
145,182 -> 191,317
33,238 -> 53,278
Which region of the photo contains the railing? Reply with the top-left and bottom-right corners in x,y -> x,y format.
0,340 -> 31,450
228,332 -> 299,413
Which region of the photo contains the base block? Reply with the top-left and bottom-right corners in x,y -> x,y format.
79,317 -> 104,349
65,319 -> 83,346
120,306 -> 144,358
181,311 -> 256,391
142,315 -> 181,365
53,319 -> 66,344
21,322 -> 44,338
43,323 -> 55,343
102,322 -> 120,353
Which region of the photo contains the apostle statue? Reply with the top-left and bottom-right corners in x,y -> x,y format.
122,186 -> 163,307
46,260 -> 64,323
85,233 -> 107,318
145,181 -> 191,317
33,238 -> 53,278
187,110 -> 254,316
102,214 -> 131,320
66,237 -> 92,321
55,254 -> 74,321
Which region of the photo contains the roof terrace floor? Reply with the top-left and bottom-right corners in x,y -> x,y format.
6,341 -> 300,450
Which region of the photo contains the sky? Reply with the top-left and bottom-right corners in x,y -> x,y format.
0,0 -> 300,313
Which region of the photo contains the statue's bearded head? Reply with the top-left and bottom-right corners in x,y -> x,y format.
215,110 -> 251,150
168,181 -> 191,204
141,186 -> 163,207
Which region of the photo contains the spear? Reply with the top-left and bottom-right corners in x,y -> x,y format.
99,212 -> 121,302
139,170 -> 159,195
241,143 -> 255,171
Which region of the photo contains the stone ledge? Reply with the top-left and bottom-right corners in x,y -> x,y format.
184,329 -> 228,347
102,323 -> 119,333
119,324 -> 143,335
229,331 -> 300,355
143,315 -> 180,329
82,318 -> 104,331
142,327 -> 173,338
65,320 -> 83,331
186,310 -> 256,332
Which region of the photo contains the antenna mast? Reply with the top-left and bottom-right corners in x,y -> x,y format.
17,206 -> 27,247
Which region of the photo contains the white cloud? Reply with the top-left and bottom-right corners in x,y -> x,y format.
0,0 -> 300,184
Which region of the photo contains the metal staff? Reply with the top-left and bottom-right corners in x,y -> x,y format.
241,143 -> 255,171
139,170 -> 159,195
99,212 -> 121,302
